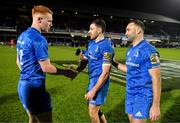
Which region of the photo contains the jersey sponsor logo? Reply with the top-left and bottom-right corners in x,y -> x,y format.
135,111 -> 143,117
88,54 -> 98,60
126,61 -> 139,67
103,52 -> 112,61
150,53 -> 160,64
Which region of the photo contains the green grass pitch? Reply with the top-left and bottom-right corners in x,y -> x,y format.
0,45 -> 180,122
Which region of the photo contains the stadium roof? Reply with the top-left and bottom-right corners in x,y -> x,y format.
1,0 -> 180,24
43,0 -> 180,23
53,5 -> 180,24
65,0 -> 180,21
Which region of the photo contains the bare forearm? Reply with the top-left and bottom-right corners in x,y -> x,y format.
41,63 -> 57,73
42,64 -> 70,75
150,68 -> 161,106
118,63 -> 127,72
92,72 -> 109,92
112,61 -> 127,72
152,74 -> 161,106
39,60 -> 76,77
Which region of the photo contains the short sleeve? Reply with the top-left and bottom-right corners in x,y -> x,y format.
144,48 -> 160,69
101,42 -> 114,65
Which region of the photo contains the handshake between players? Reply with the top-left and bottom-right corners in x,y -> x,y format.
62,48 -> 88,80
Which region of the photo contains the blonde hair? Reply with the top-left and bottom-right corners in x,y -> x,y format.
32,5 -> 53,16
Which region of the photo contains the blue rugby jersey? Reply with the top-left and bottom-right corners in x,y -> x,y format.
16,27 -> 49,80
126,40 -> 160,94
84,38 -> 114,90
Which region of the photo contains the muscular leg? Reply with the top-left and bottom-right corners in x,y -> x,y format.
128,114 -> 133,123
128,114 -> 147,123
132,118 -> 147,123
89,104 -> 100,123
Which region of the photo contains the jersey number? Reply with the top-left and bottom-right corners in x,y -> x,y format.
18,49 -> 23,66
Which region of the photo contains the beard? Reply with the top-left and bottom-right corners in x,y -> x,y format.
90,34 -> 98,40
127,34 -> 136,42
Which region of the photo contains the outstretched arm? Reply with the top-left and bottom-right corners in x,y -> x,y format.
39,59 -> 77,79
76,51 -> 88,73
112,60 -> 127,73
76,59 -> 88,73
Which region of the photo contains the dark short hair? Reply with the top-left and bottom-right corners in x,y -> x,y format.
91,18 -> 106,33
129,19 -> 145,32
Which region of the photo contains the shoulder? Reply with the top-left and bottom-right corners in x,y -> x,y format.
25,28 -> 46,42
88,40 -> 94,45
99,39 -> 114,53
99,38 -> 112,47
17,29 -> 31,45
18,28 -> 29,38
87,40 -> 94,49
141,41 -> 159,59
141,40 -> 157,52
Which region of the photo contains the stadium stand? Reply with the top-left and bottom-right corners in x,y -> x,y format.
0,2 -> 180,48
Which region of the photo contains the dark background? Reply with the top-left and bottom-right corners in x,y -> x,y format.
1,0 -> 180,21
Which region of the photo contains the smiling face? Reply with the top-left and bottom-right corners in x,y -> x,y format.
125,22 -> 138,42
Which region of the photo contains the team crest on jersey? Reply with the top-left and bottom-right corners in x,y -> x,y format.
103,52 -> 112,60
134,50 -> 139,57
150,53 -> 160,64
95,46 -> 99,52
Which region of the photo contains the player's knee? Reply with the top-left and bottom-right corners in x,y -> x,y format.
89,109 -> 98,119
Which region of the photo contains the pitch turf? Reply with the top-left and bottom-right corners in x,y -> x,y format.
0,45 -> 179,122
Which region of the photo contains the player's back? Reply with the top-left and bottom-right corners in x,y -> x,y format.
16,27 -> 48,80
